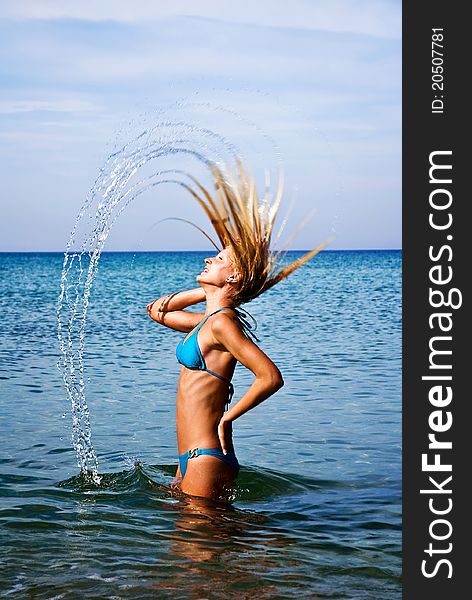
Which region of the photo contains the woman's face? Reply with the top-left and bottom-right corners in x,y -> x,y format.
196,247 -> 239,288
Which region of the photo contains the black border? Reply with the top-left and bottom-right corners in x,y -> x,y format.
403,3 -> 466,597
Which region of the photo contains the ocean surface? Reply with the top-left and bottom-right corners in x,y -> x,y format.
0,250 -> 401,599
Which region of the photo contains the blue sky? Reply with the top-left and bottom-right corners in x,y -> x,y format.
0,1 -> 401,251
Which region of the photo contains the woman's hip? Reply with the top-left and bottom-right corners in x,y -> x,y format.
178,446 -> 240,480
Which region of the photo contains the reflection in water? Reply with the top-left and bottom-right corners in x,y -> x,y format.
52,462 -> 398,599
59,463 -> 315,596
153,488 -> 306,598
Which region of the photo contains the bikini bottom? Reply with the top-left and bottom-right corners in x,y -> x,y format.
178,447 -> 240,479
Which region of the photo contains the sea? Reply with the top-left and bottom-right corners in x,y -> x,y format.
0,249 -> 401,599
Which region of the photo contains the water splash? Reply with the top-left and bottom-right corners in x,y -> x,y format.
55,113 -> 255,481
56,96 -> 341,481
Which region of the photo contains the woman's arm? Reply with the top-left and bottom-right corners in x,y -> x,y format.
210,314 -> 284,453
147,288 -> 206,332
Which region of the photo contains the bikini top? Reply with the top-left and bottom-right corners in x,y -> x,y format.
175,306 -> 260,411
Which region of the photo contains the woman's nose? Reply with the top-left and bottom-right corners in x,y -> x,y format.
204,257 -> 211,265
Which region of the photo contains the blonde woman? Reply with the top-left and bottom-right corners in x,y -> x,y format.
147,164 -> 324,500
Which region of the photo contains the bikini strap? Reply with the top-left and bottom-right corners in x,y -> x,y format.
204,368 -> 234,412
196,307 -> 241,411
200,306 -> 260,341
233,307 -> 260,342
196,307 -> 235,331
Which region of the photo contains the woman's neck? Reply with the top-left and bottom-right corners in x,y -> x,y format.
201,286 -> 235,315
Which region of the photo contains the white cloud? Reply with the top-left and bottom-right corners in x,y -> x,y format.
0,0 -> 401,39
0,1 -> 401,250
0,99 -> 98,114
5,20 -> 400,92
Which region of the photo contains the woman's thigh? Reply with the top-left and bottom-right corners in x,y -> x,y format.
180,454 -> 238,499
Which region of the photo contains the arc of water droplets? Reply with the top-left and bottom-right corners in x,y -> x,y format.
56,101 -> 299,480
56,119 -> 253,481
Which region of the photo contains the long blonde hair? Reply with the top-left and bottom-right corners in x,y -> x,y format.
183,160 -> 326,306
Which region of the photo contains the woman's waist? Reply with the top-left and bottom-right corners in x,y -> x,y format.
176,411 -> 234,455
176,375 -> 229,409
176,376 -> 234,454
176,431 -> 235,456
176,403 -> 223,440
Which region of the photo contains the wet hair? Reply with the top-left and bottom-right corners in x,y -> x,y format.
184,160 -> 326,306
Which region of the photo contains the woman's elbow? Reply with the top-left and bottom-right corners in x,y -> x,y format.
274,375 -> 284,391
267,371 -> 284,393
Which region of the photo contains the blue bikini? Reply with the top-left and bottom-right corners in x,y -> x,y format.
178,447 -> 240,479
176,307 -> 236,410
176,307 -> 241,478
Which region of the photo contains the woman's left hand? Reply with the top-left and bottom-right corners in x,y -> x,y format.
217,416 -> 233,455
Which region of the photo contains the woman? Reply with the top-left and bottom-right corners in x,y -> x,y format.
147,163 -> 324,500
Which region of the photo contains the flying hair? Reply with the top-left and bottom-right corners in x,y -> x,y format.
180,160 -> 327,306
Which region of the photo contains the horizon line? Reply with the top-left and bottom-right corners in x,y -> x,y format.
0,248 -> 402,254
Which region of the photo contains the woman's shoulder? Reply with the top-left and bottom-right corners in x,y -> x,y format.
211,308 -> 260,342
210,308 -> 241,327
